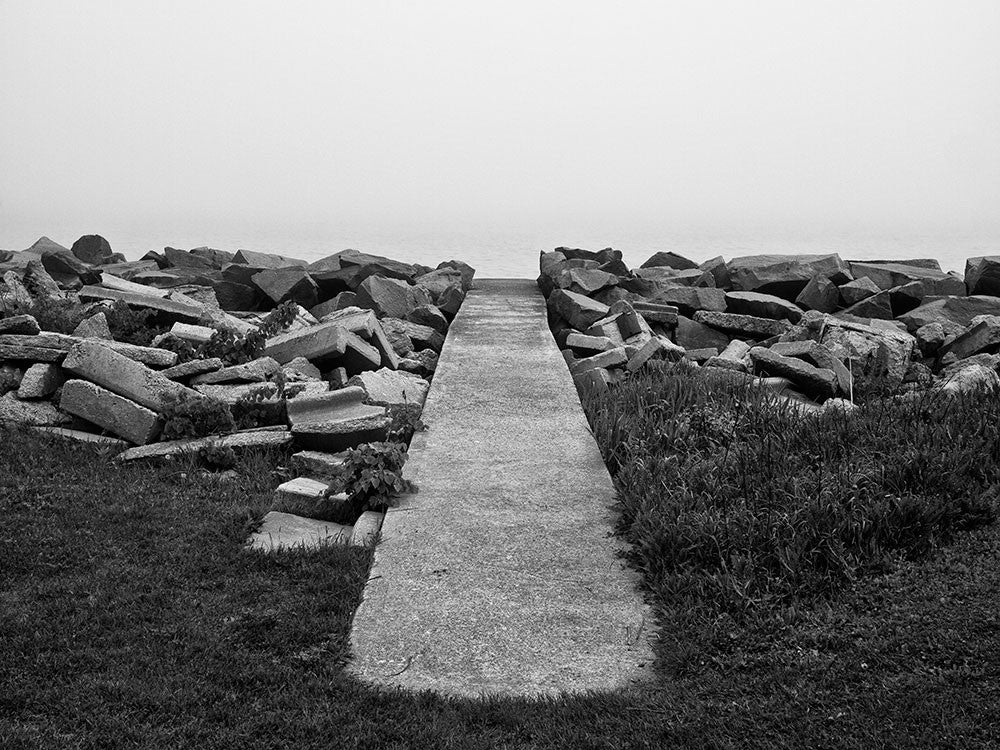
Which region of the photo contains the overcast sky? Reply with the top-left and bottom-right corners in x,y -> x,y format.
2,0 -> 999,252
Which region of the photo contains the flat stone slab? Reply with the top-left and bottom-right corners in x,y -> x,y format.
247,511 -> 351,552
348,279 -> 653,697
116,428 -> 292,461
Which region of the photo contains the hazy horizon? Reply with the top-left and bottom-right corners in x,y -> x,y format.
2,1 -> 999,273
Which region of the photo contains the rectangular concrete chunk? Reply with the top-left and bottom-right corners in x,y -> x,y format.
117,428 -> 293,461
62,340 -> 200,413
78,285 -> 204,320
263,320 -> 382,372
59,379 -> 161,444
246,511 -> 350,552
0,332 -> 178,368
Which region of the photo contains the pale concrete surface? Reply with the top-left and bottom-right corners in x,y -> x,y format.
348,279 -> 655,697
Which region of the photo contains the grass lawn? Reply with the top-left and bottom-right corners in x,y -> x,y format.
2,395 -> 999,748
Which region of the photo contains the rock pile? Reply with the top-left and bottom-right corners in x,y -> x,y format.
539,247 -> 1000,402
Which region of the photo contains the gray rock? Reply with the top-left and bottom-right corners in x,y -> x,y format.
819,317 -> 916,387
118,428 -> 293,462
727,254 -> 850,300
699,255 -> 731,289
381,318 -> 444,353
70,235 -> 114,265
251,266 -> 319,309
263,319 -> 382,372
59,379 -> 161,444
848,260 -> 955,291
17,363 -> 66,399
232,249 -> 308,268
692,310 -> 792,339
838,289 -> 894,320
415,268 -> 466,300
898,295 -> 1000,334
938,317 -> 1000,361
406,304 -> 449,334
940,364 -> 1000,395
795,275 -> 840,313
650,286 -> 727,316
726,291 -> 804,322
348,368 -> 430,408
0,392 -> 69,426
675,315 -> 731,351
0,314 -> 41,336
547,289 -> 610,331
72,312 -> 112,339
282,356 -> 322,381
749,347 -> 837,400
965,256 -> 1000,296
246,511 -> 350,552
569,347 -> 627,375
914,322 -> 947,355
22,260 -> 65,301
1,272 -> 35,309
191,356 -> 282,385
639,251 -> 699,270
437,285 -> 466,317
626,336 -> 684,372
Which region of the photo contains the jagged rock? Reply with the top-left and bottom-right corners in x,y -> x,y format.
41,247 -> 100,287
250,266 -> 319,309
0,314 -> 41,336
749,347 -> 837,400
347,368 -> 430,408
212,280 -> 259,311
189,247 -> 236,267
406,304 -> 448,334
819,317 -> 916,387
437,284 -> 466,317
0,332 -> 177,368
965,256 -> 1000,296
355,276 -> 430,319
565,333 -> 615,356
62,340 -> 197,412
17,363 -> 65,399
650,286 -> 727,316
70,235 -> 114,265
727,254 -> 850,300
436,260 -> 475,291
164,246 -> 217,269
705,339 -> 751,373
1,272 -> 35,309
692,311 -> 792,339
78,285 -> 203,321
59,379 -> 161,444
726,291 -> 803,322
398,349 -> 438,377
22,260 -> 65,301
555,268 -> 619,296
634,267 -> 715,288
72,312 -> 112,339
699,256 -> 731,289
232,249 -> 308,268
310,292 -> 358,320
795,275 -> 839,313
914,322 -> 947,356
838,276 -> 881,307
848,260 -> 952,291
897,296 -> 1000,334
675,315 -> 731,351
381,318 -> 444,353
318,307 -> 401,370
0,392 -> 69,426
630,300 -> 678,327
263,320 -> 381,372
938,317 -> 1000,361
415,268 -> 466,300
547,289 -> 610,331
889,277 -> 966,314
626,337 -> 684,372
838,289 -> 894,320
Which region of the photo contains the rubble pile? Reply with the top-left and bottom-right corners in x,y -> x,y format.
539,247 -> 1000,405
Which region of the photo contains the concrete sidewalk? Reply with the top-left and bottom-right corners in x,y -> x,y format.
348,279 -> 654,697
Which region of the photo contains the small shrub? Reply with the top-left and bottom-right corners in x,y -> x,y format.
386,402 -> 426,443
156,333 -> 199,363
231,383 -> 285,430
338,441 -> 414,511
197,440 -> 237,470
160,392 -> 236,440
197,301 -> 299,366
16,297 -> 88,334
104,300 -> 166,346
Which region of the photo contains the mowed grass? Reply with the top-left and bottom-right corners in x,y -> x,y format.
2,400 -> 1000,748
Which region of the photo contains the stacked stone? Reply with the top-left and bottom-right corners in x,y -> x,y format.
538,247 -> 1000,404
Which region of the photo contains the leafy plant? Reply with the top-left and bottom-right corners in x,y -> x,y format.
385,402 -> 427,443
104,299 -> 166,346
197,440 -> 237,470
337,441 -> 415,511
156,333 -> 199,363
195,300 -> 299,365
231,380 -> 286,430
160,391 -> 236,440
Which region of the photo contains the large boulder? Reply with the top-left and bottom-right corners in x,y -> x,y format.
436,260 -> 475,291
838,289 -> 894,321
70,235 -> 114,265
691,311 -> 792,339
554,268 -> 619,296
795,275 -> 839,313
847,261 -> 952,291
725,291 -> 803,322
674,315 -> 732,351
650,286 -> 726,316
355,276 -> 430,319
547,289 -> 610,331
251,266 -> 319,309
937,316 -> 1000,362
726,254 -> 850,301
965,257 -> 1000,296
748,347 -> 837,400
888,277 -> 966,315
639,251 -> 699,270
415,268 -> 466,300
818,317 -> 916,387
41,247 -> 100,287
897,296 -> 1000,334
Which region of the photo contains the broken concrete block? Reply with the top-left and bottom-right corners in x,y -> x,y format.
347,368 -> 430,408
565,332 -> 615,356
160,358 -> 225,381
31,426 -> 129,451
78,285 -> 203,321
406,304 -> 449,334
0,314 -> 41,336
286,386 -> 377,426
726,291 -> 804,323
547,289 -> 610,331
626,336 -> 685,372
938,317 -> 1000,362
573,367 -> 611,396
117,428 -> 293,462
62,340 -> 199,412
795,275 -> 840,313
292,449 -> 348,477
630,301 -> 679,327
17,363 -> 66,399
251,266 -> 319,309
318,307 -> 401,370
72,312 -> 112,339
355,276 -> 430,319
437,284 -> 466,317
246,511 -> 351,552
191,356 -> 281,385
59,379 -> 161,445
263,320 -> 382,372
292,413 -> 391,452
272,477 -> 350,519
0,332 -> 178,368
169,322 -> 215,346
282,356 -> 322,381
0,392 -> 69,426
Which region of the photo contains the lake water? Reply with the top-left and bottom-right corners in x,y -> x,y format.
2,216 -> 998,279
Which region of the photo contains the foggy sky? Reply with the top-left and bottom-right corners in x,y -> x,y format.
2,0 -> 999,246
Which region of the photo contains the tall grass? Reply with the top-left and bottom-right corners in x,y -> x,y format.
583,364 -> 999,618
